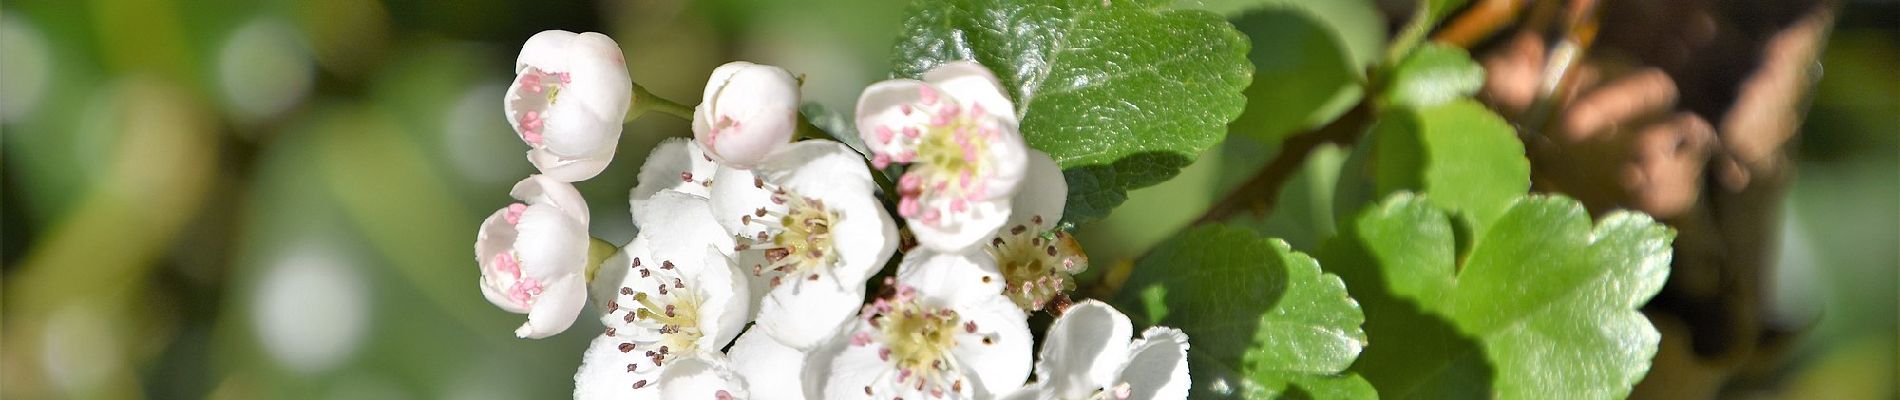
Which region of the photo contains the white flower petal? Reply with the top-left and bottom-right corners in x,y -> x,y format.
659,354 -> 750,399
511,174 -> 590,223
729,328 -> 809,400
907,185 -> 1016,253
950,292 -> 1034,397
476,208 -> 529,313
515,30 -> 578,74
516,274 -> 586,338
631,139 -> 718,225
755,283 -> 862,350
732,248 -> 772,320
922,60 -> 1018,124
799,329 -> 848,399
588,237 -> 642,313
540,97 -> 620,157
708,166 -> 778,241
1036,300 -> 1132,397
852,79 -> 931,157
1007,150 -> 1066,230
997,385 -> 1040,400
511,203 -> 588,281
756,140 -> 878,197
1117,328 -> 1191,400
830,198 -> 899,285
562,32 -> 631,125
574,333 -> 663,399
896,249 -> 1005,308
527,146 -> 614,183
693,246 -> 751,350
636,190 -> 737,261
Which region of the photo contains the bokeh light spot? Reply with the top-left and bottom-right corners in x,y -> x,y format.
249,245 -> 370,374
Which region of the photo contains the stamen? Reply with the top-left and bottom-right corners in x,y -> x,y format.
988,224 -> 1090,312
860,285 -> 968,396
503,203 -> 529,225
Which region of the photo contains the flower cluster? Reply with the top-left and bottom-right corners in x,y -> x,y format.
473,31 -> 1189,399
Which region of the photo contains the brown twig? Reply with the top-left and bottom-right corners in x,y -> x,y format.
1433,0 -> 1532,48
1194,104 -> 1375,226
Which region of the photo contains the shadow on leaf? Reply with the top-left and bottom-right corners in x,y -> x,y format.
1321,203 -> 1496,399
1062,151 -> 1194,224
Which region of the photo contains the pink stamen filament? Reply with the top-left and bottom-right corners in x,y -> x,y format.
504,203 -> 529,225
876,90 -> 1003,228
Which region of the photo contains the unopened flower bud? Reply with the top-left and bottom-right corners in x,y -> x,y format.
692,61 -> 799,169
505,30 -> 632,182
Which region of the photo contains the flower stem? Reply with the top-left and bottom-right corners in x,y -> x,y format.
1383,0 -> 1435,66
1193,103 -> 1372,226
628,83 -> 696,123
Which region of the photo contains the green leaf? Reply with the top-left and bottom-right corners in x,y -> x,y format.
1062,152 -> 1196,224
1173,0 -> 1385,146
1077,146 -> 1222,264
1366,100 -> 1528,236
1320,193 -> 1673,399
1229,143 -> 1348,253
1224,7 -> 1362,144
1271,373 -> 1378,400
1171,0 -> 1385,68
1379,43 -> 1483,108
891,0 -> 1251,223
1114,225 -> 1369,398
799,102 -> 867,156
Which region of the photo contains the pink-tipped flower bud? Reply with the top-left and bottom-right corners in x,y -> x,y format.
692,61 -> 800,170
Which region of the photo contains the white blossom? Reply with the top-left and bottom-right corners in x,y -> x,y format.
709,140 -> 898,349
806,250 -> 1032,399
475,175 -> 591,339
856,61 -> 1029,252
1004,301 -> 1190,400
694,61 -> 801,169
505,30 -> 631,182
575,191 -> 750,398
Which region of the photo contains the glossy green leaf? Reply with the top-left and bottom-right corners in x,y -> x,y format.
1366,100 -> 1528,235
1320,193 -> 1673,399
891,0 -> 1251,223
1379,43 -> 1483,108
1114,225 -> 1369,399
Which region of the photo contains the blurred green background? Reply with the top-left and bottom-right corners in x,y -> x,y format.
0,0 -> 1891,398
